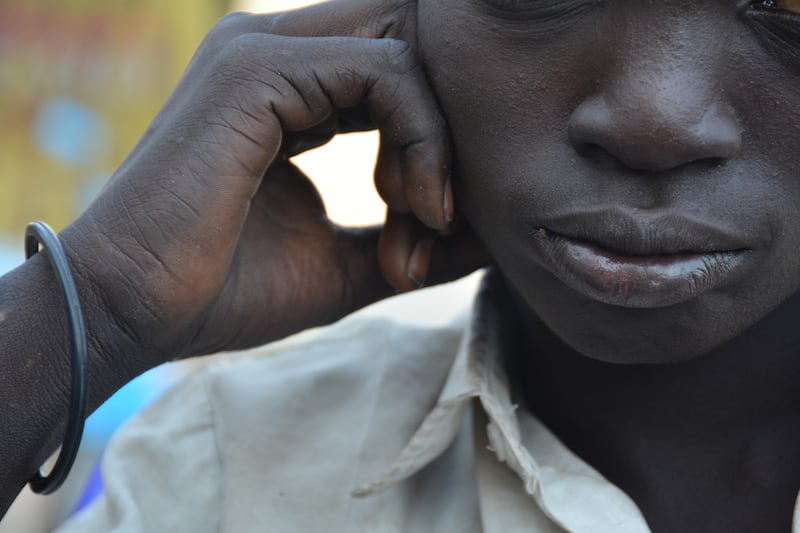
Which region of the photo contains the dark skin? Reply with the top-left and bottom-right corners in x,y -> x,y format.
1,0 -> 799,531
418,0 -> 800,531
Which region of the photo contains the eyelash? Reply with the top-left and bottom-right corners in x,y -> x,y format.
749,1 -> 797,12
742,0 -> 800,17
741,1 -> 800,72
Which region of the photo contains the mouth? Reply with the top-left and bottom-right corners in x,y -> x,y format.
528,210 -> 754,309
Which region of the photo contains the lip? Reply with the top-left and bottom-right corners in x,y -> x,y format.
529,209 -> 755,309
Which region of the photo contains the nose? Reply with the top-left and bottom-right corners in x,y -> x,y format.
568,59 -> 742,173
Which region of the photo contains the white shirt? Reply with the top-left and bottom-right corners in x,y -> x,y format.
55,272 -> 800,532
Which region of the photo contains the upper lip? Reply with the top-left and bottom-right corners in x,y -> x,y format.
537,207 -> 752,256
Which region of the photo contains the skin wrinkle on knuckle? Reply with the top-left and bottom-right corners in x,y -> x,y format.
380,38 -> 416,74
217,38 -> 275,82
219,31 -> 285,74
280,67 -> 334,128
213,34 -> 420,142
217,41 -> 342,136
202,108 -> 266,156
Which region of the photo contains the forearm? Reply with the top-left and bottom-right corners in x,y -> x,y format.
0,247 -> 156,517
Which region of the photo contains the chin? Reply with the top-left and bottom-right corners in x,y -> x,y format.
509,269 -> 747,366
558,326 -> 712,366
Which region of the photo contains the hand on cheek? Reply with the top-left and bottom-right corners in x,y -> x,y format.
61,0 -> 490,364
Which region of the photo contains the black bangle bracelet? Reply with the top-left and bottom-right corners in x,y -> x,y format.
25,222 -> 89,495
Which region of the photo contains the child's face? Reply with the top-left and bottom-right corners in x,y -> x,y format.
418,1 -> 800,363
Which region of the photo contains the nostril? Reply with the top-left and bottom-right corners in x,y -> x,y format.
574,143 -> 730,173
576,142 -> 606,159
694,156 -> 729,170
568,94 -> 743,173
573,142 -> 619,166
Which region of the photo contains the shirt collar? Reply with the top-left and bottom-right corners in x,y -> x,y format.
352,269 -> 653,533
352,268 -> 538,496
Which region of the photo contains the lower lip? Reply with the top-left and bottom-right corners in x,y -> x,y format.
531,230 -> 751,309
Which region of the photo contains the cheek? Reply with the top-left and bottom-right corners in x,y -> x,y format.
418,4 -> 800,361
726,56 -> 800,296
417,6 -> 605,243
420,11 -> 800,267
419,38 -> 574,244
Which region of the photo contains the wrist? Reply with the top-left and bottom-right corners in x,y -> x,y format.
0,234 -> 156,511
58,223 -> 164,404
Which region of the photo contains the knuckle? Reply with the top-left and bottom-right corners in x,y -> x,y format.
379,38 -> 416,73
226,31 -> 266,55
216,33 -> 276,77
205,12 -> 270,51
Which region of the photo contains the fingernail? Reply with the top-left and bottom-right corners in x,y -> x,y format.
443,177 -> 454,226
407,238 -> 436,289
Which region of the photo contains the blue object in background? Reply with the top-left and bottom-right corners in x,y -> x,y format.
32,98 -> 110,168
72,460 -> 104,515
76,174 -> 110,211
83,366 -> 181,444
0,241 -> 22,274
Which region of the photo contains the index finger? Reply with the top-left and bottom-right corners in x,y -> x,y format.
227,2 -> 452,230
126,0 -> 417,172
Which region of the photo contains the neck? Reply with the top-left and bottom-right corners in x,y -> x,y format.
500,274 -> 800,529
508,293 -> 800,435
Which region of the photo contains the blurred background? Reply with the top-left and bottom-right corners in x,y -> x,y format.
0,0 -> 468,531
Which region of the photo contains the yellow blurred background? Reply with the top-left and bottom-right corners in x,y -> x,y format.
0,0 -> 224,233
